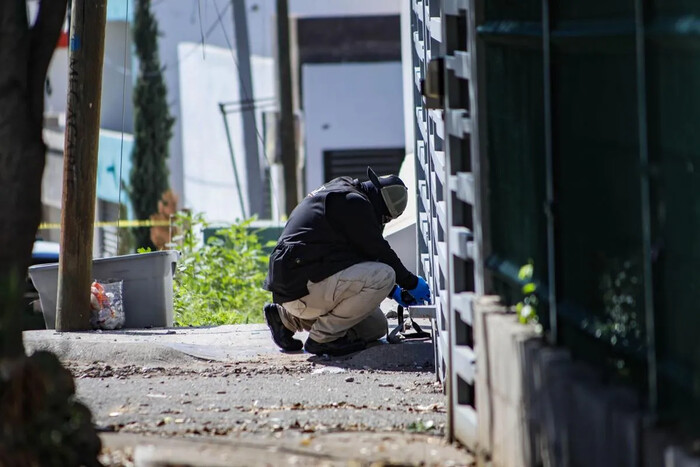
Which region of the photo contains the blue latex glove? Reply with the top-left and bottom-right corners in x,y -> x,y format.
407,276 -> 431,303
390,285 -> 415,307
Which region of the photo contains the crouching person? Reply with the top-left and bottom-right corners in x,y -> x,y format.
263,167 -> 431,356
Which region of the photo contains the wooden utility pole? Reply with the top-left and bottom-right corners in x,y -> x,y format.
276,0 -> 298,215
56,0 -> 108,331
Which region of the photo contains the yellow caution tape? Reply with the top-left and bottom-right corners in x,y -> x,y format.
38,219 -> 172,230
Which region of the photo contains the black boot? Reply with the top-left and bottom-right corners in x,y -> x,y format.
304,335 -> 366,356
264,303 -> 303,351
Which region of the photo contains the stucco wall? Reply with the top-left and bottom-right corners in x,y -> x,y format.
302,62 -> 405,191
178,43 -> 274,222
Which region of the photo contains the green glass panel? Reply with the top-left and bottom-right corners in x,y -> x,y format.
650,0 -> 700,17
485,43 -> 548,299
553,41 -> 646,358
648,40 -> 700,428
554,1 -> 634,22
485,0 -> 541,23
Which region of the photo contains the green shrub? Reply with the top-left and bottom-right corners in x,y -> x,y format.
172,212 -> 271,326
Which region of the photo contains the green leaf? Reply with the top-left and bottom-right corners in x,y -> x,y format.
522,282 -> 537,295
518,304 -> 537,324
518,263 -> 534,281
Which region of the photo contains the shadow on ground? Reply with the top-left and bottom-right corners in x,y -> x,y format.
306,339 -> 435,372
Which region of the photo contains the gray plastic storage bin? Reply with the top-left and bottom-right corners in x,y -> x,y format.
28,250 -> 179,329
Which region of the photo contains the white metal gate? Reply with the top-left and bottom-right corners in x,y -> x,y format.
410,0 -> 485,445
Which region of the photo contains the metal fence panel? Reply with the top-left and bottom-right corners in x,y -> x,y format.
646,0 -> 700,430
413,0 -> 700,446
411,0 -> 480,444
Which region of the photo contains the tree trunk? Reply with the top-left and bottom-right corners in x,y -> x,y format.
0,2 -> 42,360
0,112 -> 45,360
0,3 -> 102,464
0,0 -> 68,360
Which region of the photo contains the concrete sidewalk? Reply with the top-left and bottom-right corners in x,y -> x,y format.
23,300 -> 428,366
23,322 -> 473,466
23,320 -> 435,369
23,324 -> 287,366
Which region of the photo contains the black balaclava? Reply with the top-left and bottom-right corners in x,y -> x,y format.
357,167 -> 408,225
359,178 -> 389,225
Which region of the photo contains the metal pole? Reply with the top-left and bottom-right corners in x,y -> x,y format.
634,0 -> 658,418
232,0 -> 264,218
542,0 -> 558,345
219,104 -> 248,219
276,0 -> 298,215
56,0 -> 108,331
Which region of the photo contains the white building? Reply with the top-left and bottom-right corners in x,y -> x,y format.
41,0 -> 407,247
156,0 -> 406,222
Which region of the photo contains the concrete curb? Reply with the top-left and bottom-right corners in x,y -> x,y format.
100,431 -> 473,466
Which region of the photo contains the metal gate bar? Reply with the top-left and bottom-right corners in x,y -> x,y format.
411,0 -> 483,445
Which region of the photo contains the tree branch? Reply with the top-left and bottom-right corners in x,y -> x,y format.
28,0 -> 68,129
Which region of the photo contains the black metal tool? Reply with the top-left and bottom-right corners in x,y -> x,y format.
387,290 -> 431,344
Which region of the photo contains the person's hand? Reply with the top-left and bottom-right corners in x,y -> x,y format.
407,276 -> 431,304
390,285 -> 415,307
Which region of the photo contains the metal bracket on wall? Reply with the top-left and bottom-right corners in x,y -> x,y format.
421,58 -> 445,109
443,0 -> 468,16
409,305 -> 437,320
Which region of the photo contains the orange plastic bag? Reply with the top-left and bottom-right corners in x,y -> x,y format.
89,280 -> 124,330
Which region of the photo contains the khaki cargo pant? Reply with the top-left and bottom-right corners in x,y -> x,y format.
278,262 -> 395,343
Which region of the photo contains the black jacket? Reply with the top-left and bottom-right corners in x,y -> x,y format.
264,177 -> 418,303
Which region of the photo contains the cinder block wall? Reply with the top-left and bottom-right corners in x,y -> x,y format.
473,297 -> 699,467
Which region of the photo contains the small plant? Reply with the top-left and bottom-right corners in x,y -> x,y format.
171,212 -> 271,326
597,258 -> 643,348
407,419 -> 436,432
516,260 -> 539,326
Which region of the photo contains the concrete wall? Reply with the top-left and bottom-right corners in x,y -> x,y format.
151,0 -> 402,213
151,1 -> 238,202
400,0 -> 415,154
45,48 -> 68,117
95,130 -> 133,210
45,17 -> 133,133
41,128 -> 134,211
42,0 -> 404,223
41,130 -> 65,212
100,21 -> 133,133
290,0 -> 400,17
472,296 -> 699,467
178,43 -> 275,222
301,62 -> 405,190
